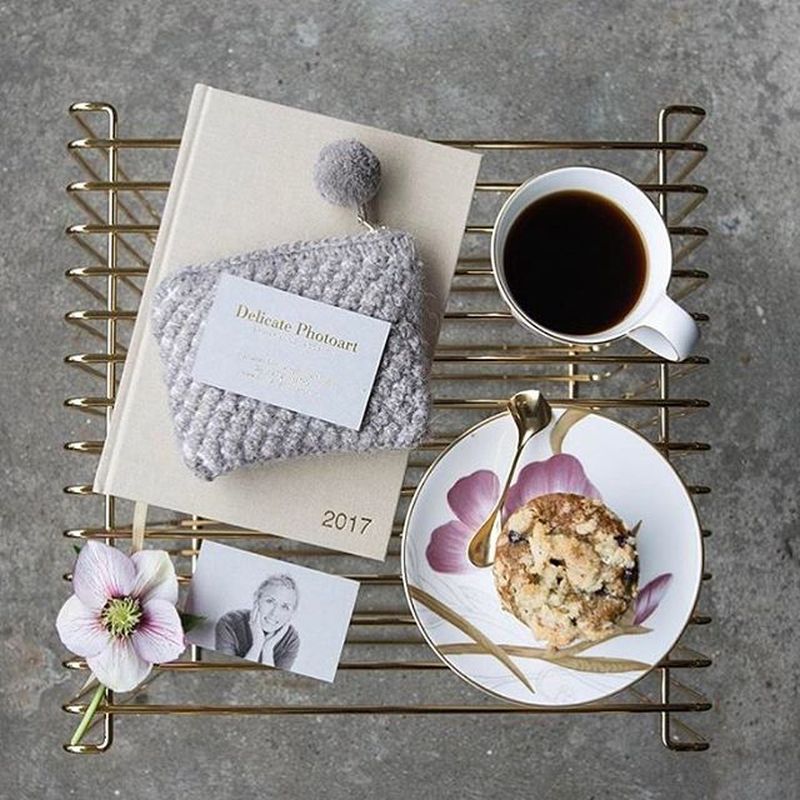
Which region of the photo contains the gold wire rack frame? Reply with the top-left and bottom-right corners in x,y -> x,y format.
62,102 -> 712,753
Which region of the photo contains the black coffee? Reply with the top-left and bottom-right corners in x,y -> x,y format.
502,190 -> 646,335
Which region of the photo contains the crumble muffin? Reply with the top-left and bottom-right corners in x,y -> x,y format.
493,492 -> 638,649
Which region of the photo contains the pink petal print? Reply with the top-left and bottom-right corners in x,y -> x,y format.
131,599 -> 186,664
72,541 -> 136,611
447,469 -> 500,530
87,637 -> 152,693
131,551 -> 179,605
633,573 -> 673,625
55,594 -> 110,657
426,519 -> 473,573
505,454 -> 601,517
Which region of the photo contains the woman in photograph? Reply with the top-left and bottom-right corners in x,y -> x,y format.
215,573 -> 300,668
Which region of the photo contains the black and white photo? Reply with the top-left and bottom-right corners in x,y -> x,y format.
184,541 -> 359,682
215,573 -> 301,669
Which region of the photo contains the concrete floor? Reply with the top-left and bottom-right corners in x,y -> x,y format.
2,1 -> 799,797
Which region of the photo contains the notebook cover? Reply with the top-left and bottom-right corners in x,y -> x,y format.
94,84 -> 481,560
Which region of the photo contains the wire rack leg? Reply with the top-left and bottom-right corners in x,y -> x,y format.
63,102 -> 119,754
657,104 -> 711,752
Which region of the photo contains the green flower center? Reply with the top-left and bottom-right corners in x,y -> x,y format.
101,596 -> 142,637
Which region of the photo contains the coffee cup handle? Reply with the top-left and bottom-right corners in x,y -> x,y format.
628,295 -> 700,362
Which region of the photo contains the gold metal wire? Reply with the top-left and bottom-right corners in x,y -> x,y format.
62,102 -> 711,753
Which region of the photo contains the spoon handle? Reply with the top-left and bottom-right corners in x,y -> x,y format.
490,429 -> 529,525
467,428 -> 529,567
467,390 -> 552,568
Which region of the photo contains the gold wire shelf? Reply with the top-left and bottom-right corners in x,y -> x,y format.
62,101 -> 712,753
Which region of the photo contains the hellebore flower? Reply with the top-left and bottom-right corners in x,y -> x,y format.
57,541 -> 185,692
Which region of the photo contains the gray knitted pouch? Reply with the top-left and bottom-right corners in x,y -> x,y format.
151,227 -> 431,480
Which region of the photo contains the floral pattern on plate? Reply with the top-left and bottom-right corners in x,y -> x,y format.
426,454 -> 599,574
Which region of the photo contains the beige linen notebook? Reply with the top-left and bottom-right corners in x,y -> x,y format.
94,84 -> 481,560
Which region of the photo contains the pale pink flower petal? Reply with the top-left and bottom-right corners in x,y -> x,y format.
55,595 -> 110,657
87,638 -> 152,693
505,454 -> 601,517
426,519 -> 473,573
633,573 -> 673,625
447,469 -> 500,530
73,541 -> 136,611
131,599 -> 185,664
131,551 -> 179,605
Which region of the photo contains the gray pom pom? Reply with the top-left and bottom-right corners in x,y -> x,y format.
313,139 -> 382,208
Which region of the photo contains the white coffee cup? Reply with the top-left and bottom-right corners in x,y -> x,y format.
491,166 -> 700,361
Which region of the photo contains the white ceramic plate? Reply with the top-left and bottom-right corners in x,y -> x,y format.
401,407 -> 703,707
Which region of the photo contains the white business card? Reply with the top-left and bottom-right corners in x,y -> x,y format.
192,274 -> 391,430
185,541 -> 359,682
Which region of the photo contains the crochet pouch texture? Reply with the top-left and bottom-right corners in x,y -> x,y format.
152,229 -> 431,480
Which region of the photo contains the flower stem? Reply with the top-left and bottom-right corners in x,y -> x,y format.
70,684 -> 106,746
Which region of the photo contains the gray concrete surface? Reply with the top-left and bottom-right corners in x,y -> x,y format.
1,1 -> 799,797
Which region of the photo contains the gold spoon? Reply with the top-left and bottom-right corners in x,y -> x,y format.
467,390 -> 553,568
